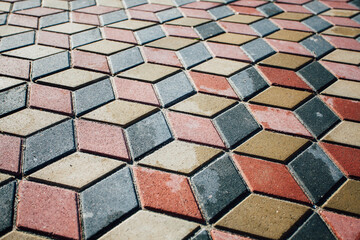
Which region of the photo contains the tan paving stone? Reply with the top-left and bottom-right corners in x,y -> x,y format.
260,53 -> 312,70
99,210 -> 199,240
208,33 -> 256,45
221,14 -> 263,24
43,0 -> 69,10
44,22 -> 94,34
323,121 -> 360,148
97,0 -> 124,8
149,0 -> 176,5
321,9 -> 359,17
77,40 -> 133,55
170,93 -> 237,117
216,194 -> 309,239
272,12 -> 312,21
322,49 -> 360,65
323,26 -> 360,38
108,20 -> 156,30
167,17 -> 210,27
0,25 -> 32,37
146,36 -> 198,50
29,152 -> 124,190
192,58 -> 249,76
118,63 -> 179,82
0,77 -> 25,91
234,130 -> 310,161
0,173 -> 13,184
140,140 -> 221,174
0,231 -> 49,240
3,45 -> 64,60
267,29 -> 313,42
322,80 -> 360,100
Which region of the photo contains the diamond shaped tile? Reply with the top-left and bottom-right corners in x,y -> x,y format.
267,29 -> 313,42
118,63 -> 179,82
44,22 -> 94,34
3,45 -> 64,60
146,36 -> 197,50
192,58 -> 249,76
77,40 -> 133,55
260,52 -> 312,70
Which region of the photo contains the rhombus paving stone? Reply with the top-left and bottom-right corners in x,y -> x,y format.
0,31 -> 35,53
71,28 -> 102,48
257,2 -> 283,17
0,84 -> 27,117
304,0 -> 330,14
100,10 -> 128,26
156,8 -> 183,23
241,38 -> 276,62
108,47 -> 144,74
31,51 -> 70,80
4,45 -> 64,60
194,21 -> 225,40
301,35 -> 334,59
208,5 -> 234,20
39,12 -> 69,29
190,229 -> 211,240
250,18 -> 279,37
0,181 -> 16,234
0,134 -> 21,174
302,16 -> 332,33
177,42 -> 212,69
135,25 -> 166,44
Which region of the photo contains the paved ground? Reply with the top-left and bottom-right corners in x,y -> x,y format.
0,0 -> 360,239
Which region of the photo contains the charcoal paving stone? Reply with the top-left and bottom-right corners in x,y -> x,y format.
0,84 -> 27,117
213,104 -> 260,148
0,31 -> 35,52
135,25 -> 166,45
31,51 -> 70,80
351,0 -> 360,9
156,8 -> 183,23
0,181 -> 15,233
191,154 -> 248,222
71,28 -> 102,48
123,0 -> 147,8
100,10 -> 128,26
12,0 -> 40,11
250,18 -> 279,37
108,47 -> 144,74
24,120 -> 76,174
303,16 -> 332,33
125,111 -> 173,160
190,229 -> 211,240
208,5 -> 234,20
177,42 -> 212,69
301,35 -> 334,59
257,3 -> 283,17
195,22 -> 225,40
80,167 -> 139,239
295,97 -> 340,138
70,0 -> 95,10
39,12 -> 69,29
353,14 -> 360,23
241,38 -> 275,62
304,1 -> 330,14
0,14 -> 7,25
288,143 -> 344,204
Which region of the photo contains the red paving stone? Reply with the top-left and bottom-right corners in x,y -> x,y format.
0,134 -> 21,174
131,4 -> 172,12
229,5 -> 264,16
37,30 -> 70,49
128,9 -> 159,22
211,229 -> 253,240
320,95 -> 360,122
270,19 -> 312,32
0,56 -> 30,79
231,0 -> 267,7
180,8 -> 213,19
8,14 -> 38,28
103,27 -> 138,44
142,46 -> 182,67
321,16 -> 360,28
182,1 -> 221,10
219,21 -> 259,35
72,12 -> 100,26
320,1 -> 359,10
323,35 -> 360,51
71,50 -> 111,73
265,39 -> 313,57
163,25 -> 199,38
275,3 -> 312,13
206,42 -> 252,62
321,61 -> 360,82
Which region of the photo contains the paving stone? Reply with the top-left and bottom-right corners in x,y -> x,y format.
135,25 -> 165,44
3,45 -> 64,60
241,38 -> 275,62
100,10 -> 127,26
260,52 -> 312,70
142,46 -> 183,67
205,42 -> 251,62
191,229 -> 211,240
0,84 -> 27,117
300,35 -> 334,59
273,12 -> 311,21
119,63 -> 179,82
177,42 -> 212,69
123,0 -> 148,8
146,36 -> 197,50
304,1 -> 329,14
321,61 -> 360,82
1,231 -> 50,240
322,9 -> 359,18
250,18 -> 279,37
43,0 -> 69,10
0,181 -> 15,234
267,29 -> 313,42
194,21 -> 224,40
210,229 -> 250,240
222,14 -> 262,24
191,154 -> 247,221
0,134 -> 21,174
70,0 -> 96,10
303,16 -> 332,33
288,143 -> 344,204
80,167 -> 138,239
323,26 -> 360,38
208,5 -> 234,20
39,12 -> 69,28
0,31 -> 35,53
109,19 -> 156,30
266,38 -> 313,57
0,25 -> 31,37
257,3 -> 283,17
321,95 -> 360,122
192,58 -> 249,77
208,33 -> 256,45
12,0 -> 41,12
0,14 -> 7,25
31,51 -> 70,80
44,22 -> 94,34
216,194 -> 309,239
108,47 -> 144,74
77,40 -> 133,55
167,17 -> 210,27
323,120 -> 360,148
71,28 -> 102,48
322,49 -> 360,65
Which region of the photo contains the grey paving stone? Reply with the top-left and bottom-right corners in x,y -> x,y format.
228,66 -> 269,100
0,31 -> 35,52
123,0 -> 148,8
177,42 -> 212,69
208,5 -> 234,20
297,61 -> 336,92
295,97 -> 339,138
71,28 -> 102,48
191,229 -> 211,240
100,10 -> 128,26
0,181 -> 15,233
135,25 -> 166,45
80,167 -> 139,239
31,51 -> 70,80
174,0 -> 196,6
304,1 -> 330,14
241,38 -> 275,62
39,12 -> 69,29
195,22 -> 225,40
191,154 -> 248,222
70,0 -> 96,10
290,213 -> 336,240
24,120 -> 76,174
301,35 -> 334,59
353,14 -> 360,24
350,0 -> 360,9
0,84 -> 27,117
250,18 -> 279,37
0,14 -> 7,25
302,16 -> 332,33
213,104 -> 260,148
257,3 -> 283,17
156,8 -> 183,23
288,143 -> 344,204
108,47 -> 144,74
12,0 -> 40,11
74,78 -> 114,116
125,111 -> 173,159
154,71 -> 195,107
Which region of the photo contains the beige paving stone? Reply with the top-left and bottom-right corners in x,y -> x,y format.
43,0 -> 69,10
321,9 -> 359,17
323,26 -> 360,38
322,49 -> 360,65
29,152 -> 124,190
36,68 -> 106,89
272,12 -> 312,21
266,29 -> 313,42
166,17 -> 210,27
192,58 -> 249,77
97,0 -> 124,8
216,194 -> 309,239
3,45 -> 64,60
221,14 -> 263,24
0,109 -> 67,137
208,33 -> 256,45
44,22 -> 94,34
0,231 -> 49,240
0,2 -> 11,12
82,100 -> 157,126
77,40 -> 133,55
323,179 -> 360,215
260,53 -> 312,70
108,20 -> 155,30
140,140 -> 222,174
149,0 -> 176,5
118,63 -> 180,82
0,25 -> 32,37
0,77 -> 25,91
146,36 -> 198,50
323,121 -> 360,148
322,80 -> 360,100
0,173 -> 13,184
99,210 -> 199,240
249,86 -> 312,109
170,93 -> 237,117
234,130 -> 310,161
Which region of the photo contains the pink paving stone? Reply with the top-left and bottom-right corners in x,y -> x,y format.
16,181 -> 80,240
248,104 -> 313,138
319,210 -> 360,240
29,84 -> 73,115
229,5 -> 264,16
206,42 -> 251,62
265,39 -> 313,57
189,71 -> 238,99
219,22 -> 259,35
71,50 -> 110,74
75,5 -> 119,15
133,166 -> 203,221
275,3 -> 312,13
321,61 -> 360,82
179,8 -> 213,19
103,27 -> 138,44
166,110 -> 226,148
38,30 -> 70,49
320,1 -> 359,10
322,35 -> 360,51
0,56 -> 30,79
0,134 -> 21,174
113,77 -> 160,106
211,229 -> 253,240
72,12 -> 100,26
231,0 -> 267,7
131,4 -> 172,12
319,142 -> 360,179
163,25 -> 199,39
8,14 -> 38,29
181,1 -> 221,10
16,7 -> 63,17
233,154 -> 311,204
271,19 -> 313,32
320,95 -> 360,122
76,119 -> 130,161
128,9 -> 159,22
142,46 -> 182,67
321,15 -> 360,28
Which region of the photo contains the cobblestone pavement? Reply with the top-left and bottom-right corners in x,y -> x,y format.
0,0 -> 360,239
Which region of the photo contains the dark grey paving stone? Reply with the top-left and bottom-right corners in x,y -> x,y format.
289,143 -> 344,204
12,0 -> 40,11
303,16 -> 332,33
156,8 -> 183,23
353,14 -> 360,24
39,12 -> 69,29
304,1 -> 330,14
195,22 -> 225,40
241,38 -> 275,62
108,47 -> 144,74
0,84 -> 27,117
177,42 -> 212,69
174,0 -> 196,6
0,14 -> 8,25
100,10 -> 127,26
74,78 -> 114,116
70,0 -> 96,10
0,181 -> 16,233
71,28 -> 102,49
208,5 -> 234,20
213,104 -> 260,148
24,120 -> 76,174
297,61 -> 336,92
154,71 -> 195,107
228,66 -> 269,100
135,25 -> 166,45
257,3 -> 283,17
295,97 -> 339,138
350,0 -> 360,9
123,0 -> 147,8
125,111 -> 173,159
190,229 -> 211,240
31,51 -> 70,80
250,18 -> 279,37
191,154 -> 248,222
301,35 -> 334,59
0,31 -> 35,53
290,213 -> 336,240
80,167 -> 139,239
